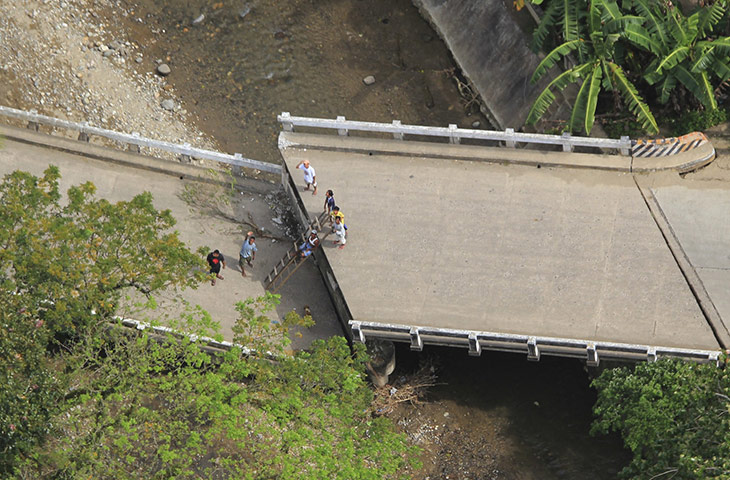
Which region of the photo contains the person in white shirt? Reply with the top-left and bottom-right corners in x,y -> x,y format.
295,159 -> 317,195
332,215 -> 347,249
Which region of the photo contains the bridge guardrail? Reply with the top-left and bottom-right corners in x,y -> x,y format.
0,104 -> 280,174
351,321 -> 722,366
277,112 -> 633,155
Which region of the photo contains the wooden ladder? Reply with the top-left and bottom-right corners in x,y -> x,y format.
265,212 -> 330,293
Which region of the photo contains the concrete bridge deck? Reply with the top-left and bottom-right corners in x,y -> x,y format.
279,131 -> 729,363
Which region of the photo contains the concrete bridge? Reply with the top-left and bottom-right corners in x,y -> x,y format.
278,115 -> 729,367
1,106 -> 727,369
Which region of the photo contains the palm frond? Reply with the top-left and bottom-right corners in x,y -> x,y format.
584,65 -> 603,134
658,74 -> 677,104
623,24 -> 661,54
527,65 -> 591,125
654,46 -> 690,73
631,0 -> 668,49
690,47 -> 716,73
674,65 -> 718,110
563,0 -> 581,41
696,0 -> 726,37
696,37 -> 730,55
711,59 -> 730,83
607,62 -> 658,134
531,0 -> 562,52
531,39 -> 583,83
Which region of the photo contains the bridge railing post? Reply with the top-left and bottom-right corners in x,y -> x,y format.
409,327 -> 423,351
280,112 -> 294,132
392,120 -> 404,140
527,336 -> 540,361
505,128 -> 516,148
561,132 -> 573,152
620,136 -> 631,156
586,343 -> 599,367
336,116 -> 349,136
448,124 -> 460,144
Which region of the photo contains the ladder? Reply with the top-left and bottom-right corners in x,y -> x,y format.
265,212 -> 330,293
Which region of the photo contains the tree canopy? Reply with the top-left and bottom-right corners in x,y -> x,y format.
0,167 -> 417,478
592,358 -> 730,479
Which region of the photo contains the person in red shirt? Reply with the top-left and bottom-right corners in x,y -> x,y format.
206,250 -> 226,286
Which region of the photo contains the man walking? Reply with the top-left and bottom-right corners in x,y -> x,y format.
295,159 -> 317,195
206,250 -> 226,286
239,231 -> 257,277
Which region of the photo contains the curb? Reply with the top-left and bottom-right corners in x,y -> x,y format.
279,131 -> 715,173
0,123 -> 276,194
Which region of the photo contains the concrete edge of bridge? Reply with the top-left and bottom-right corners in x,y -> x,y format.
278,131 -> 716,174
0,123 -> 275,194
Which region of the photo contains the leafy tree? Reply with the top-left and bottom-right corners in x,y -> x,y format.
592,358 -> 730,479
1,167 -> 418,478
527,0 -> 658,134
0,167 -> 207,472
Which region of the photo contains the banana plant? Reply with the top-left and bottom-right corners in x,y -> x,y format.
624,0 -> 730,109
527,0 -> 658,134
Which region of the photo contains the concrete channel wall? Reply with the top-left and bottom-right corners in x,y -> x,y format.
412,0 -> 565,130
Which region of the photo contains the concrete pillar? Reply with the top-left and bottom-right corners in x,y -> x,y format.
78,132 -> 90,142
365,339 -> 396,387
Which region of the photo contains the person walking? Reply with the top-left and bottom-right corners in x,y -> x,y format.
332,215 -> 347,249
206,250 -> 226,286
239,231 -> 257,277
295,159 -> 317,195
323,189 -> 335,214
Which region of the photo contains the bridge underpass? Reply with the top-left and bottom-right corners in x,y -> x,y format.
278,128 -> 729,366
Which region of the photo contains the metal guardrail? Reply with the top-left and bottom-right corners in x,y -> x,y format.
278,112 -> 633,155
0,104 -> 280,174
350,321 -> 722,366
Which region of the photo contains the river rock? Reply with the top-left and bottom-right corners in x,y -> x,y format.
192,14 -> 205,25
239,5 -> 251,18
157,63 -> 171,76
135,56 -> 143,64
363,75 -> 375,86
102,49 -> 113,58
472,120 -> 481,128
161,99 -> 175,111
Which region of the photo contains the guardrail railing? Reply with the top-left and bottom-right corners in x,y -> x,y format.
278,112 -> 632,156
351,321 -> 721,366
0,104 -> 280,174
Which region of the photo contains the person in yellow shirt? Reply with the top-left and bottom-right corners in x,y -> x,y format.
329,205 -> 344,225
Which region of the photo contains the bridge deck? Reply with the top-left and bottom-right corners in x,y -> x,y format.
279,132 -> 722,361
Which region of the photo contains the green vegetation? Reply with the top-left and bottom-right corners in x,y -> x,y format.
592,358 -> 730,479
527,0 -> 730,135
666,107 -> 729,135
1,167 -> 418,479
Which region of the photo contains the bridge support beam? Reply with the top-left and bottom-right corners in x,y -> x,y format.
468,333 -> 481,356
527,336 -> 540,361
586,343 -> 599,367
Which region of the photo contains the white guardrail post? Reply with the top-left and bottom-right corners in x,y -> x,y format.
275,113 -> 633,156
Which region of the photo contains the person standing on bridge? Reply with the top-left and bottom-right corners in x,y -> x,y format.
295,159 -> 317,195
239,231 -> 257,277
324,189 -> 335,214
332,215 -> 347,249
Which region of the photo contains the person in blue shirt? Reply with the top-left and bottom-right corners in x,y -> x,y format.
299,230 -> 320,258
323,189 -> 335,215
239,231 -> 257,277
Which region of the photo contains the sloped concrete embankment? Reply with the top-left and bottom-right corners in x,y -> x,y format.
412,0 -> 568,130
